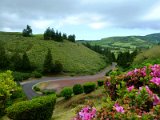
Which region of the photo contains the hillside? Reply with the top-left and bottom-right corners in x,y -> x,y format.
78,33 -> 160,53
0,32 -> 106,74
133,45 -> 160,65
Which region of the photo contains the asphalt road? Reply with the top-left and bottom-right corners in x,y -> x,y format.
20,63 -> 116,99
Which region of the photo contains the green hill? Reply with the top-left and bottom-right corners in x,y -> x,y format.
133,45 -> 160,65
0,32 -> 106,74
78,33 -> 160,54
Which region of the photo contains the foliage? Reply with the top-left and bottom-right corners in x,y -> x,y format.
42,89 -> 56,95
0,41 -> 9,69
61,87 -> 73,100
117,50 -> 137,68
10,52 -> 22,71
83,82 -> 96,94
12,72 -> 31,81
53,60 -> 63,73
97,80 -> 104,87
68,34 -> 76,42
32,71 -> 42,78
33,86 -> 40,91
22,25 -> 32,37
83,42 -> 115,63
73,84 -> 83,95
43,49 -> 54,73
7,95 -> 56,120
21,52 -> 32,71
0,71 -> 20,116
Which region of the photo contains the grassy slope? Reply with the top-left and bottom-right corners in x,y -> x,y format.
133,45 -> 160,65
0,32 -> 106,74
52,87 -> 105,120
88,36 -> 153,51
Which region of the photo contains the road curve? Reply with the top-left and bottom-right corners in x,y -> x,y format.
21,63 -> 116,99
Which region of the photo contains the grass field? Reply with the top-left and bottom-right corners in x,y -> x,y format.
0,32 -> 106,74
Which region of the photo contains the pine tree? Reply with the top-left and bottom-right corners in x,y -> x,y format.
68,34 -> 76,42
0,42 -> 9,69
22,52 -> 31,71
22,25 -> 32,37
43,49 -> 54,73
10,52 -> 22,71
53,60 -> 63,73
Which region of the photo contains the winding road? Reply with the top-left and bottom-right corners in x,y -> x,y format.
21,63 -> 116,99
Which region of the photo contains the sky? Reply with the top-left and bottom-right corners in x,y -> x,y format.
1,0 -> 160,40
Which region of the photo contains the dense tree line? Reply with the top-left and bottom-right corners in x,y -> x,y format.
116,50 -> 138,68
44,27 -> 75,42
83,42 -> 138,68
83,42 -> 116,63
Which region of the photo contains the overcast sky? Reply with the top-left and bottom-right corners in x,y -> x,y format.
1,0 -> 160,40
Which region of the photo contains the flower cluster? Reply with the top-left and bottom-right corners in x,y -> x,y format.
74,106 -> 96,120
114,103 -> 125,113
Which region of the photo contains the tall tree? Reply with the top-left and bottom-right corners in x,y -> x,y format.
22,52 -> 31,71
68,34 -> 76,42
10,52 -> 22,71
0,42 -> 9,69
43,49 -> 54,73
22,25 -> 32,37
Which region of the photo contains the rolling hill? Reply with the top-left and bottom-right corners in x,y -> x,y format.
0,32 -> 106,74
78,33 -> 160,54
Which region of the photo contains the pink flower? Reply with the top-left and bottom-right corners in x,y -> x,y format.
153,94 -> 160,106
114,103 -> 125,113
127,85 -> 134,92
127,71 -> 133,76
150,77 -> 160,86
145,86 -> 153,96
139,86 -> 153,96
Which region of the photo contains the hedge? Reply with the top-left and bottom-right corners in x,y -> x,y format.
73,84 -> 83,95
83,82 -> 96,94
61,87 -> 73,100
97,80 -> 104,86
7,95 -> 56,120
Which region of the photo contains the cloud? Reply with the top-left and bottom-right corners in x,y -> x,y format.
1,0 -> 160,39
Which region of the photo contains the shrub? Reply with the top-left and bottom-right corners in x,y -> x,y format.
12,72 -> 31,81
32,71 -> 42,78
42,89 -> 56,95
61,87 -> 73,99
97,80 -> 104,86
73,84 -> 83,95
53,60 -> 63,73
83,82 -> 96,94
33,86 -> 40,91
7,95 -> 56,120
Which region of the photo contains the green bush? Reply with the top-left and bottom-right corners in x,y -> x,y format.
12,72 -> 31,81
32,71 -> 42,78
42,89 -> 56,95
83,82 -> 96,94
73,84 -> 83,95
7,95 -> 56,120
97,80 -> 104,86
61,87 -> 73,99
33,86 -> 40,91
